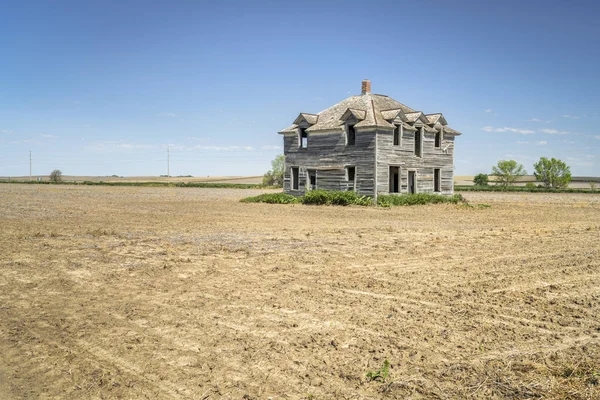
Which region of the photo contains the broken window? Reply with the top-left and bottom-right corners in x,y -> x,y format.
307,170 -> 317,191
291,167 -> 299,190
434,130 -> 441,148
408,171 -> 416,194
434,168 -> 441,192
393,125 -> 401,146
414,127 -> 422,157
299,128 -> 308,149
347,125 -> 356,146
346,166 -> 356,191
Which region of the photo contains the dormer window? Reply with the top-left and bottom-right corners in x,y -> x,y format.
347,125 -> 356,146
393,125 -> 402,146
299,128 -> 308,148
434,129 -> 442,148
414,127 -> 422,157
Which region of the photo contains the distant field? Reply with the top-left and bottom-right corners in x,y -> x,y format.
3,175 -> 597,189
0,175 -> 264,185
455,175 -> 599,189
0,184 -> 598,399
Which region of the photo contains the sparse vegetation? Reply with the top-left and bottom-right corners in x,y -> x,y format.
241,191 -> 463,207
377,193 -> 464,207
591,181 -> 597,192
533,157 -> 571,189
491,160 -> 527,187
240,193 -> 299,204
473,173 -> 489,186
49,169 -> 63,183
366,359 -> 390,382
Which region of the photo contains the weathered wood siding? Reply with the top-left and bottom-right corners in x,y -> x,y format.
283,127 -> 377,196
376,128 -> 455,195
282,125 -> 457,196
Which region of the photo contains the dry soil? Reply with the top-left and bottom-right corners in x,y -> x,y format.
0,185 -> 599,399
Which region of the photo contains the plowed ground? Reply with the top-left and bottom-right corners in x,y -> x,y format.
0,185 -> 599,399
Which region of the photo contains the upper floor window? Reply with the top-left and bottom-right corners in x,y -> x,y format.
346,124 -> 356,146
414,127 -> 422,157
393,125 -> 401,146
434,130 -> 442,148
299,128 -> 308,148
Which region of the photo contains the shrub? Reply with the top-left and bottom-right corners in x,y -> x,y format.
377,193 -> 463,207
473,173 -> 489,186
240,193 -> 299,204
328,191 -> 373,206
301,190 -> 331,205
525,182 -> 536,189
49,169 -> 63,183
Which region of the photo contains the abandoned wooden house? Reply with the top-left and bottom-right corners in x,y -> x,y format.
278,80 -> 462,197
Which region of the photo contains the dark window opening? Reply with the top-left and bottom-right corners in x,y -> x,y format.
434,131 -> 441,148
308,170 -> 317,191
347,166 -> 356,191
408,171 -> 416,194
414,128 -> 422,157
434,168 -> 441,192
393,125 -> 400,146
389,166 -> 400,193
291,167 -> 299,190
347,125 -> 356,146
300,128 -> 308,149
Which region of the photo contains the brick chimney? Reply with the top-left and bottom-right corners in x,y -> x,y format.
361,79 -> 371,95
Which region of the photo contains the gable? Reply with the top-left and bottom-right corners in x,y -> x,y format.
293,113 -> 319,126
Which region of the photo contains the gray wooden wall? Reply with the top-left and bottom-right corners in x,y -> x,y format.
282,126 -> 456,196
376,128 -> 455,195
282,127 -> 376,196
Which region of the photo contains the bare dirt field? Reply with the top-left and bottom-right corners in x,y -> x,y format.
0,175 -> 264,185
0,185 -> 599,399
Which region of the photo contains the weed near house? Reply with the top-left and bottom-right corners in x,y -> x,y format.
241,191 -> 464,207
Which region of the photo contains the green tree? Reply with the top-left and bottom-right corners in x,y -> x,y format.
473,173 -> 489,186
491,160 -> 526,187
49,169 -> 63,183
262,155 -> 284,187
533,157 -> 571,189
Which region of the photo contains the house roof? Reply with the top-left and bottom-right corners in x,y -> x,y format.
279,88 -> 461,135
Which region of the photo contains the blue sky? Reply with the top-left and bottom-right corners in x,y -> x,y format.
1,0 -> 599,177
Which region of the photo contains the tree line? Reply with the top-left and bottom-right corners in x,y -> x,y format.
474,157 -> 572,189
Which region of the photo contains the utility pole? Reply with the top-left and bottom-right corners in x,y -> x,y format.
29,150 -> 32,181
167,145 -> 170,178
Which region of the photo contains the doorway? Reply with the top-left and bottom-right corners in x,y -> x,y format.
408,171 -> 416,194
389,166 -> 399,193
